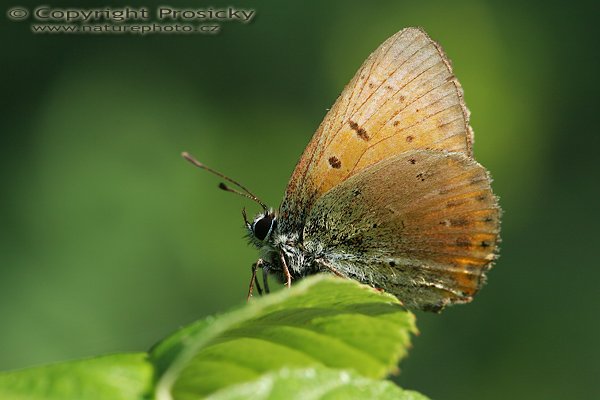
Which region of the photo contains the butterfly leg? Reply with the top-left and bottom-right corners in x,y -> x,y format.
262,262 -> 271,294
315,258 -> 347,278
247,259 -> 265,301
279,252 -> 292,288
254,270 -> 263,296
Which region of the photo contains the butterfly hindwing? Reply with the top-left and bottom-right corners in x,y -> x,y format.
302,150 -> 500,310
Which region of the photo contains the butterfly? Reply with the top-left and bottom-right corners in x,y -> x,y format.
183,27 -> 501,312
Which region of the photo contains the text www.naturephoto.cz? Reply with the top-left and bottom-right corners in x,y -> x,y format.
30,23 -> 220,34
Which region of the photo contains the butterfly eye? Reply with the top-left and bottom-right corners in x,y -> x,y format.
252,214 -> 274,241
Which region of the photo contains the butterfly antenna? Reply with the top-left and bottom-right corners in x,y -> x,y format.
181,152 -> 268,210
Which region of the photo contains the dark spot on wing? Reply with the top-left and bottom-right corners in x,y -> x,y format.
347,235 -> 365,247
393,120 -> 400,127
409,158 -> 416,164
447,199 -> 467,208
328,156 -> 342,169
480,240 -> 491,248
389,260 -> 397,267
399,95 -> 405,102
406,135 -> 414,142
348,120 -> 370,141
449,217 -> 469,227
368,83 -> 374,88
471,176 -> 485,185
385,85 -> 393,90
456,237 -> 471,247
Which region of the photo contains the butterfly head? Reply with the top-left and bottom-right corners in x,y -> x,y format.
244,208 -> 278,246
180,152 -> 277,246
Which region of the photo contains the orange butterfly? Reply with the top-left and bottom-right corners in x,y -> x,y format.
184,27 -> 501,312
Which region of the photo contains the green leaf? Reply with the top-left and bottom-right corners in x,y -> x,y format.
0,353 -> 152,400
151,276 -> 417,399
207,367 -> 430,400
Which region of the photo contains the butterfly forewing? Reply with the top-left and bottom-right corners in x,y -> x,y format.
281,28 -> 474,231
302,150 -> 500,310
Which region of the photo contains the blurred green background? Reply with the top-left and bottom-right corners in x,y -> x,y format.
1,0 -> 597,399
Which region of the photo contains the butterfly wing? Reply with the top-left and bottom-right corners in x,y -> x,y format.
302,150 -> 500,311
281,27 -> 474,231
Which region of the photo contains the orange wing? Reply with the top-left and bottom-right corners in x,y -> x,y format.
281,27 -> 473,229
302,150 -> 500,311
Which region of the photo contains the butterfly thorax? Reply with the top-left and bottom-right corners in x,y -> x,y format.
247,211 -> 322,282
